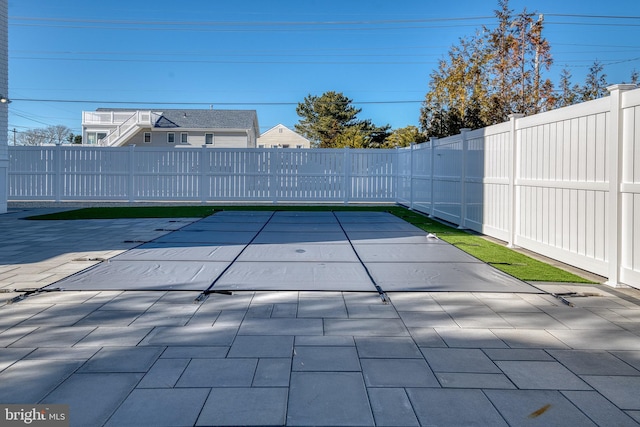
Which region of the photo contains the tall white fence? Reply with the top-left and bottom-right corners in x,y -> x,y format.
8,146 -> 396,203
7,85 -> 640,288
399,84 -> 640,288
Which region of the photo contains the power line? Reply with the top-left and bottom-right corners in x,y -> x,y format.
10,111 -> 55,127
11,54 -> 640,67
9,13 -> 640,28
9,15 -> 494,27
9,98 -> 424,106
10,56 -> 440,65
545,21 -> 640,28
544,13 -> 640,19
10,22 -> 485,33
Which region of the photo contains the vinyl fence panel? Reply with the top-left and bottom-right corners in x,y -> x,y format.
514,97 -> 611,276
8,146 -> 396,204
621,88 -> 640,286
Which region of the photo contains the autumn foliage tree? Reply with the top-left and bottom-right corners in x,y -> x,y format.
420,0 -> 555,137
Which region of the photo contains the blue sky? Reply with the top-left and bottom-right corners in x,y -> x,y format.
7,0 -> 640,140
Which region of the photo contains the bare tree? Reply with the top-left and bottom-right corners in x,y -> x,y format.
16,128 -> 48,146
15,125 -> 73,146
45,125 -> 72,145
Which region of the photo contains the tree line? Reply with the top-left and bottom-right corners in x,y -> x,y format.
418,0 -> 637,138
294,91 -> 425,149
11,125 -> 80,146
295,0 -> 638,147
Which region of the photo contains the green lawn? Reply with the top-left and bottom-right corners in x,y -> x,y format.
27,204 -> 596,283
26,206 -> 219,220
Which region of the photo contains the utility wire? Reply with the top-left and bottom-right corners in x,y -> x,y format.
9,15 -> 495,26
9,13 -> 640,27
9,98 -> 424,105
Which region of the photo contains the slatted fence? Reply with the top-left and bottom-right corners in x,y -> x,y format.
8,146 -> 397,203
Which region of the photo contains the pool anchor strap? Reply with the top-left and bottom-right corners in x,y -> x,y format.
1,287 -> 63,305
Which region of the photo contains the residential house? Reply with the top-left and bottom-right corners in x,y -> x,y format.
257,124 -> 311,148
81,108 -> 259,148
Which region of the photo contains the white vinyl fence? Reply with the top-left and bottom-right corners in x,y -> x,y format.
8,85 -> 640,288
398,84 -> 640,289
8,146 -> 396,203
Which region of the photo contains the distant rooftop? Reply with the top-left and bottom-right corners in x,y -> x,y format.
95,108 -> 258,130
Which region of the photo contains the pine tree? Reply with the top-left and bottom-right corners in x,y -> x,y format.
557,68 -> 579,108
295,92 -> 362,148
295,91 -> 390,148
580,60 -> 608,101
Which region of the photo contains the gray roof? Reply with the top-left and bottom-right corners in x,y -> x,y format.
96,108 -> 258,130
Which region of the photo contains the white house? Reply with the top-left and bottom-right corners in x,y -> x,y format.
257,124 -> 311,149
82,108 -> 260,148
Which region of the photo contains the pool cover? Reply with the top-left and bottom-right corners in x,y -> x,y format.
51,210 -> 540,294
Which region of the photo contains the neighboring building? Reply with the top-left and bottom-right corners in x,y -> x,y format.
257,124 -> 311,149
81,108 -> 259,148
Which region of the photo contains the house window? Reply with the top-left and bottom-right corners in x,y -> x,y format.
181,133 -> 188,144
86,132 -> 108,145
167,133 -> 175,144
296,145 -> 303,149
205,134 -> 214,145
279,128 -> 283,133
282,144 -> 290,148
258,144 -> 265,148
144,132 -> 151,143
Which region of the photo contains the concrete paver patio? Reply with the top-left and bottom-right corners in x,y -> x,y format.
1,208 -> 640,426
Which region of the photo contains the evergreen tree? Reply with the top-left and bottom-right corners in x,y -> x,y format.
295,91 -> 361,148
295,91 -> 390,148
386,126 -> 427,148
557,68 -> 579,108
580,60 -> 608,101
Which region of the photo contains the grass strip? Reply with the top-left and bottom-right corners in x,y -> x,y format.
27,204 -> 596,283
26,206 -> 219,220
26,204 -> 405,220
393,210 -> 595,283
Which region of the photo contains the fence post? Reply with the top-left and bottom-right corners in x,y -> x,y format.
605,84 -> 636,287
409,143 -> 414,210
0,150 -> 6,213
200,145 -> 208,203
128,145 -> 135,203
343,147 -> 351,204
54,143 -> 62,202
394,146 -> 399,205
429,137 -> 437,217
270,148 -> 278,204
458,129 -> 471,229
507,114 -> 524,248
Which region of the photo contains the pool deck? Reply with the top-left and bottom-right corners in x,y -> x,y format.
1,208 -> 639,426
